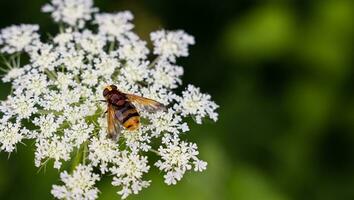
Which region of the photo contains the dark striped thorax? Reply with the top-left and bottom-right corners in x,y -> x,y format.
103,85 -> 127,106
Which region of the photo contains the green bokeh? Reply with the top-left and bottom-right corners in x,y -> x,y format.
0,0 -> 353,199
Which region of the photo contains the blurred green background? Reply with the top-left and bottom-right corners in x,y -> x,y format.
0,0 -> 353,199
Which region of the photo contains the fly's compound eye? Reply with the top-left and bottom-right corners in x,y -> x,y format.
103,88 -> 110,97
110,85 -> 117,90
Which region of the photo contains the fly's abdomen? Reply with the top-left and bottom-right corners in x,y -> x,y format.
116,101 -> 140,131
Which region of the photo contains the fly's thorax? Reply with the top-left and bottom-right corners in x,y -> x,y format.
105,90 -> 126,105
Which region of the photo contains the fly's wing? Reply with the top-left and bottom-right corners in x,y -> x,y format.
125,94 -> 166,112
107,103 -> 121,140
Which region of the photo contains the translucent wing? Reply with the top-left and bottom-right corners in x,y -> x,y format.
107,103 -> 121,140
125,93 -> 166,112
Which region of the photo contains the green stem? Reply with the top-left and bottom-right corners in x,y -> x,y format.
0,67 -> 8,72
45,69 -> 57,80
59,23 -> 65,33
71,147 -> 82,171
108,41 -> 115,52
74,75 -> 80,83
16,52 -> 21,68
0,55 -> 13,70
37,109 -> 62,115
82,142 -> 88,165
149,149 -> 160,156
148,56 -> 160,68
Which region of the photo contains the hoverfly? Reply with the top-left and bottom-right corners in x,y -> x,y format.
103,85 -> 166,139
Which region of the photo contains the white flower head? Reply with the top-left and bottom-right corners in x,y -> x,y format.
117,37 -> 149,61
39,89 -> 80,112
147,109 -> 189,137
42,0 -> 98,28
29,43 -> 60,71
0,0 -> 218,199
74,30 -> 106,55
175,84 -> 219,124
51,164 -> 100,200
2,67 -> 25,82
151,30 -> 195,63
110,151 -> 150,199
149,60 -> 184,89
155,135 -> 206,185
88,131 -> 119,173
35,136 -> 73,169
12,69 -> 50,97
53,29 -> 74,45
1,95 -> 38,120
93,54 -> 119,78
94,11 -> 134,41
121,60 -> 150,84
0,24 -> 40,54
122,127 -> 152,152
0,121 -> 28,153
64,120 -> 94,148
33,114 -> 64,139
58,50 -> 86,74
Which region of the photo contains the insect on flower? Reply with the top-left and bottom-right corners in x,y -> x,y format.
0,0 -> 219,198
103,84 -> 166,140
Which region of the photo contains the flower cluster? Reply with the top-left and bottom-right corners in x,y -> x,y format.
0,0 -> 218,199
51,164 -> 100,200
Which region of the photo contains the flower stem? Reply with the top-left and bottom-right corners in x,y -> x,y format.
82,142 -> 88,165
148,56 -> 160,68
108,41 -> 115,52
45,69 -> 57,80
149,149 -> 160,155
71,147 -> 82,171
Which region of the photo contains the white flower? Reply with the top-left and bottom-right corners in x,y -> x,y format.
55,72 -> 75,89
33,114 -> 64,138
117,38 -> 149,61
0,1 -> 218,199
58,51 -> 86,75
1,67 -> 25,82
13,69 -> 49,96
147,109 -> 189,137
193,159 -> 207,172
110,151 -> 150,199
42,0 -> 98,28
64,120 -> 93,148
63,102 -> 97,123
74,30 -> 106,55
149,60 -> 183,89
122,127 -> 152,152
35,136 -> 73,169
88,132 -> 119,173
155,135 -> 206,185
53,29 -> 74,45
164,171 -> 182,185
138,86 -> 174,106
151,30 -> 195,62
38,91 -> 64,112
51,164 -> 100,200
0,121 -> 28,153
175,84 -> 219,124
93,54 -> 119,78
29,43 -> 59,71
1,95 -> 38,119
94,11 -> 134,41
81,69 -> 100,86
121,60 -> 149,84
0,24 -> 40,53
